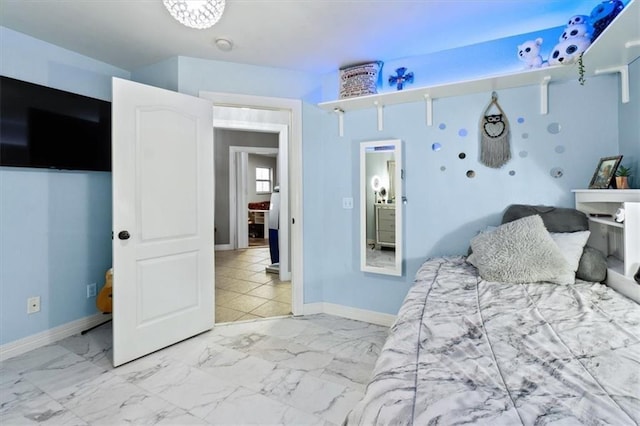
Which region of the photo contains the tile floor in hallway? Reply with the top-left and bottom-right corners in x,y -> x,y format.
1,314 -> 389,425
215,247 -> 292,323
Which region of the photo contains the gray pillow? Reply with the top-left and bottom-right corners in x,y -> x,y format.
501,204 -> 607,283
468,215 -> 571,284
576,246 -> 608,282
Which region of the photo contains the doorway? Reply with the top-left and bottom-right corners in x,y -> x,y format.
201,91 -> 303,321
215,138 -> 290,323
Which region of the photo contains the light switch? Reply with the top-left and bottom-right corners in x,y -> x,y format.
342,197 -> 354,209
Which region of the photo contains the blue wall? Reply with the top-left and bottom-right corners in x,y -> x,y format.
311,77 -> 621,314
130,57 -> 179,93
0,27 -> 129,345
175,56 -> 321,101
1,23 -> 637,346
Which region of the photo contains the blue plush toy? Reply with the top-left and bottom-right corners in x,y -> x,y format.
590,0 -> 624,41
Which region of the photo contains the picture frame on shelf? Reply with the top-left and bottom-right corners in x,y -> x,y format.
589,155 -> 623,189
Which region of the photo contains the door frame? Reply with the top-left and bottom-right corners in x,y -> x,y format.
199,91 -> 303,316
230,146 -> 279,250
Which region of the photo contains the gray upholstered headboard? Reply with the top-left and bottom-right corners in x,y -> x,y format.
502,205 -> 588,232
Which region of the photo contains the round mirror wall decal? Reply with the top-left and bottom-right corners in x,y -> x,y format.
522,133 -> 529,139
432,143 -> 442,152
519,150 -> 528,158
550,167 -> 564,178
517,117 -> 525,124
547,122 -> 562,134
440,166 -> 446,171
439,123 -> 447,130
466,170 -> 476,178
555,145 -> 566,154
509,170 -> 516,176
458,152 -> 466,159
458,128 -> 468,137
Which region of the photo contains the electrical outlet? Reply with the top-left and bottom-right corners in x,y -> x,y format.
87,283 -> 97,298
27,296 -> 40,314
342,197 -> 354,209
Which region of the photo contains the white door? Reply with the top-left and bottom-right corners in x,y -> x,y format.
112,78 -> 214,367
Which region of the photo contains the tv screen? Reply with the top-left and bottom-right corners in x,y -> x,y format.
0,76 -> 111,171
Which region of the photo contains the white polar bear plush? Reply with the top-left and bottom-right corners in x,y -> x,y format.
567,15 -> 590,26
549,36 -> 591,65
517,38 -> 545,68
559,23 -> 592,41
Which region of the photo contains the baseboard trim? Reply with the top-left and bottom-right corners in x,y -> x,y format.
1,304 -> 393,362
215,244 -> 233,251
302,302 -> 396,327
0,313 -> 111,362
301,302 -> 324,316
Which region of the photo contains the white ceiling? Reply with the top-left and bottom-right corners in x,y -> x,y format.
0,0 -> 602,74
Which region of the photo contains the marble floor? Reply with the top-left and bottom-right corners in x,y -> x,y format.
1,314 -> 388,425
215,248 -> 291,323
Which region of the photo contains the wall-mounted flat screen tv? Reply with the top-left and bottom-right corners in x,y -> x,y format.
0,76 -> 111,172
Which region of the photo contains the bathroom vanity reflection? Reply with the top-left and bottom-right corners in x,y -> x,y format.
361,140 -> 402,276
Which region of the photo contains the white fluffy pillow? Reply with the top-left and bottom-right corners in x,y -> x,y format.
467,215 -> 571,284
550,231 -> 591,284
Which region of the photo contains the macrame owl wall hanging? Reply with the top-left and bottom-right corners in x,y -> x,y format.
479,92 -> 511,168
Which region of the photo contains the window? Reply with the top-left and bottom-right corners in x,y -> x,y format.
256,167 -> 272,193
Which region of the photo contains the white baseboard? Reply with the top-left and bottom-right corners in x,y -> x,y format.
215,244 -> 233,251
0,313 -> 111,362
1,304 -> 393,362
301,302 -> 324,315
302,302 -> 396,327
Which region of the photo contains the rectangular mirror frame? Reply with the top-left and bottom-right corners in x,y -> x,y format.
360,139 -> 403,276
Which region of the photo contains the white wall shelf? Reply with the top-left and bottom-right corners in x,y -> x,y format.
589,216 -> 624,228
573,189 -> 640,303
319,0 -> 639,129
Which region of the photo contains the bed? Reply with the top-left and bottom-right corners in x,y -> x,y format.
346,206 -> 640,425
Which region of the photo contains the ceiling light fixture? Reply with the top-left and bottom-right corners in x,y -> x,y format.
163,0 -> 226,29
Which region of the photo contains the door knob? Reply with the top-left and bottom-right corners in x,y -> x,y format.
118,230 -> 130,240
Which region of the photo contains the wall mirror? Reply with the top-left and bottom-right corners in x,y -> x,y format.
360,139 -> 403,276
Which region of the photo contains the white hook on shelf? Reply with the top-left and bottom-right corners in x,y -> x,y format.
540,76 -> 551,115
424,94 -> 433,126
625,39 -> 640,49
333,107 -> 344,137
595,65 -> 629,103
374,101 -> 383,131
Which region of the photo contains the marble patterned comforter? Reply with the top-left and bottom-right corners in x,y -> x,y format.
346,257 -> 640,425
